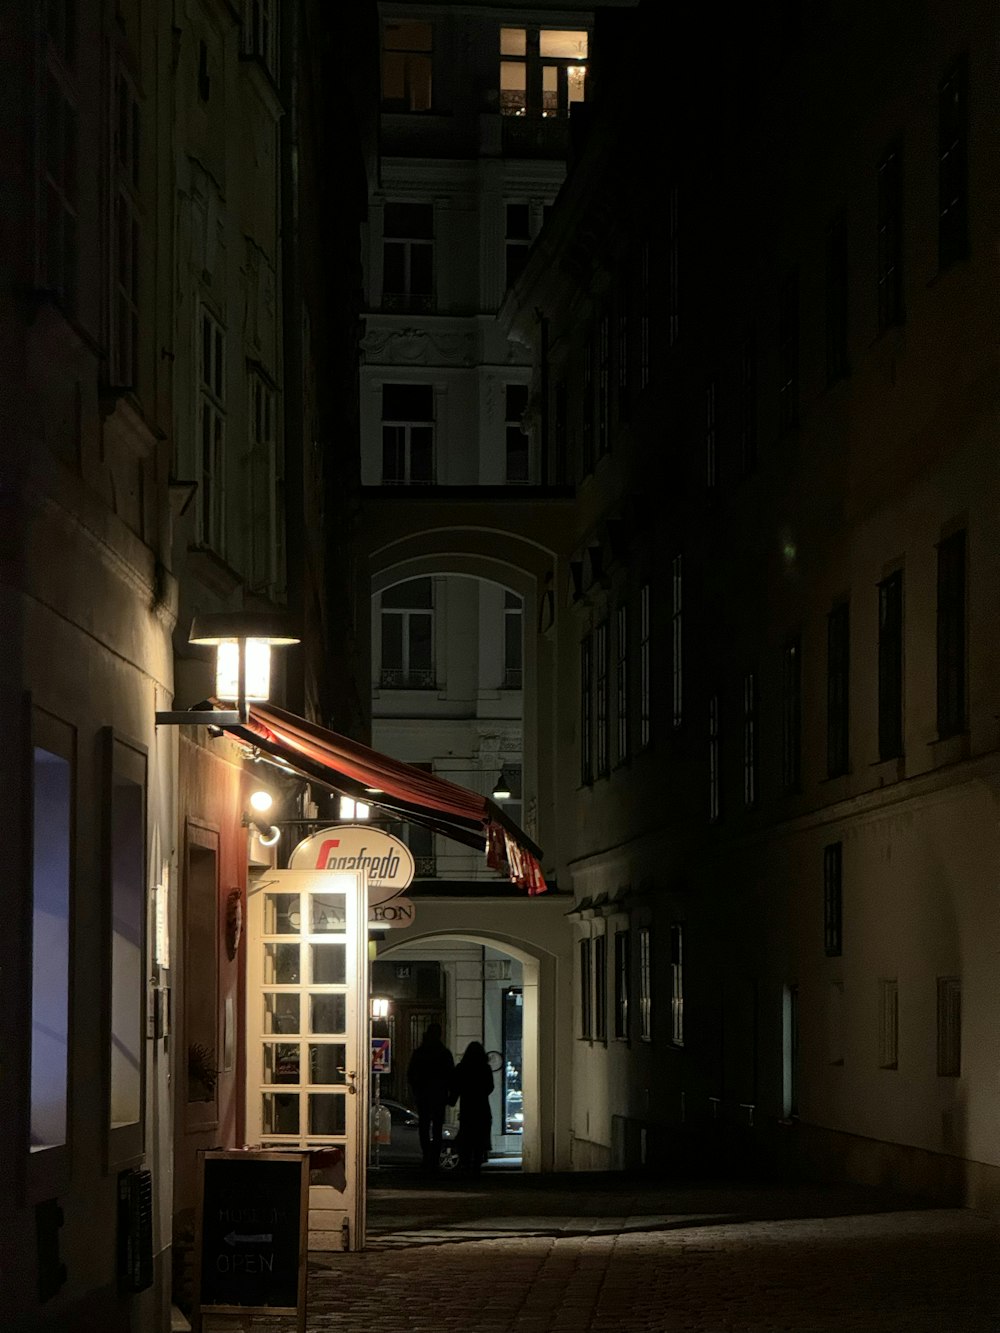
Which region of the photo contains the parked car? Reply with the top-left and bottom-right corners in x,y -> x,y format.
371,1098 -> 459,1170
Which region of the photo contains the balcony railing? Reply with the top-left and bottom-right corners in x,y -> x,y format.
379,668 -> 436,689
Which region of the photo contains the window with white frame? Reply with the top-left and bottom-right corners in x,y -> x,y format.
248,367 -> 282,596
41,1 -> 79,309
594,934 -> 607,1042
613,928 -> 630,1040
500,27 -> 587,119
579,938 -> 592,1039
670,924 -> 684,1045
638,926 -> 652,1041
380,578 -> 434,689
111,67 -> 140,389
503,591 -> 522,689
382,203 -> 433,308
242,0 -> 278,80
381,383 -> 434,484
198,306 -> 226,553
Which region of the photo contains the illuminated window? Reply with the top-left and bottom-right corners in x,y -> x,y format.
500,27 -> 587,119
382,21 -> 432,111
30,717 -> 74,1162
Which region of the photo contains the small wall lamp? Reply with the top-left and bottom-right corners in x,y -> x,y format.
492,768 -> 512,801
370,997 -> 390,1020
156,612 -> 299,727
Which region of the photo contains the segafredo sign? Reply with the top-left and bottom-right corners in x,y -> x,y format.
288,825 -> 414,905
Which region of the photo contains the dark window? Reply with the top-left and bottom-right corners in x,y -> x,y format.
383,203 -> 433,304
827,601 -> 850,777
503,591 -> 522,689
616,603 -> 629,765
42,10 -> 79,309
877,140 -> 905,331
581,339 -> 594,476
579,938 -> 592,1038
595,621 -> 609,778
613,929 -> 630,1040
705,380 -> 717,491
505,383 -> 529,483
936,529 -> 966,738
553,381 -> 568,484
781,637 -> 802,791
708,694 -> 721,823
382,383 -> 434,484
381,578 -> 434,688
738,331 -> 757,476
594,935 -> 607,1041
505,203 -> 531,289
639,241 -> 651,389
743,670 -> 758,809
382,21 -> 432,111
242,0 -> 278,78
639,584 -> 651,749
825,212 -> 849,385
937,977 -> 961,1077
939,55 -> 969,270
667,186 -> 679,347
824,841 -> 843,957
670,925 -> 684,1045
580,634 -> 593,785
597,311 -> 610,457
671,554 -> 683,728
878,571 -> 904,759
778,268 -> 799,433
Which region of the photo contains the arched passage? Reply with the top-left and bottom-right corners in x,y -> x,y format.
372,894 -> 574,1172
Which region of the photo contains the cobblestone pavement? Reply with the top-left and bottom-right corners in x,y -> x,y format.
307,1167 -> 1000,1332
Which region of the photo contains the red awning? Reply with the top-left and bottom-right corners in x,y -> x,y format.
222,702 -> 546,894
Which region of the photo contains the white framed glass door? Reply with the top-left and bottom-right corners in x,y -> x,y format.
247,869 -> 368,1250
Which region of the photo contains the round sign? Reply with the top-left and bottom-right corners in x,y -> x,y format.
288,825 -> 414,905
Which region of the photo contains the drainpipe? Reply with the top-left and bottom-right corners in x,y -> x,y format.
280,0 -> 305,713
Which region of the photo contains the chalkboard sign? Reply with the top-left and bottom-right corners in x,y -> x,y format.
194,1150 -> 308,1333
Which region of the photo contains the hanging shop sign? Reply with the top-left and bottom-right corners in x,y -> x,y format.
288,825 -> 414,906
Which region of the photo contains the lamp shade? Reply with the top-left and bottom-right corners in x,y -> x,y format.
189,612 -> 300,647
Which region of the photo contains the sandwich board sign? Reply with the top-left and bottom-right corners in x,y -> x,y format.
193,1149 -> 309,1333
371,1037 -> 391,1074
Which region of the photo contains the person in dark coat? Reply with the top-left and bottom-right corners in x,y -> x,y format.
406,1022 -> 455,1171
450,1041 -> 494,1175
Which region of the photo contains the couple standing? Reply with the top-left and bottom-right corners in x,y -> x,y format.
407,1024 -> 494,1175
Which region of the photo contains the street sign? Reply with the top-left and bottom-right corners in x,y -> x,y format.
371,1038 -> 391,1074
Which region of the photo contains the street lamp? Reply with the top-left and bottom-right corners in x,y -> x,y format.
155,612 -> 299,726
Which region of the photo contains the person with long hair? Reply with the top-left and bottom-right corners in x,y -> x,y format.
450,1041 -> 494,1175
